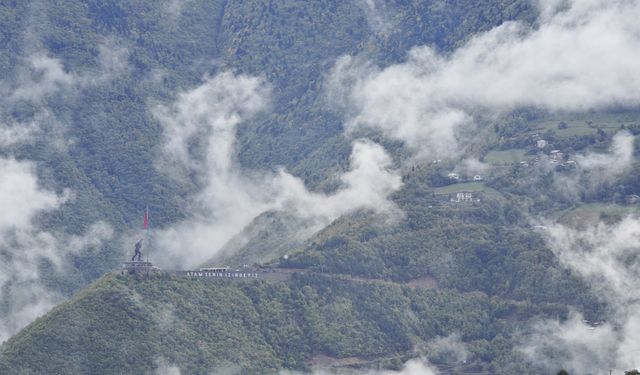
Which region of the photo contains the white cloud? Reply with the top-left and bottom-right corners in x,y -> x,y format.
281,358 -> 439,375
0,41 -> 126,342
522,130 -> 637,370
151,73 -> 273,267
521,216 -> 640,372
328,0 -> 640,158
153,73 -> 402,268
455,157 -> 491,178
95,38 -> 130,80
0,109 -> 69,151
9,54 -> 77,103
575,131 -> 634,186
0,158 -> 62,234
546,217 -> 640,304
164,0 -> 189,20
154,72 -> 270,175
155,357 -> 182,375
551,131 -> 634,201
0,158 -> 113,342
0,221 -> 112,342
427,334 -> 469,365
521,311 -> 620,374
271,139 -> 402,221
0,45 -> 129,152
0,123 -> 36,148
6,43 -> 129,105
356,0 -> 392,35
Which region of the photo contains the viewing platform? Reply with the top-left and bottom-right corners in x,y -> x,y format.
121,261 -> 161,275
119,258 -> 299,281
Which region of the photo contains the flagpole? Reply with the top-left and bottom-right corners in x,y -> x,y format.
145,206 -> 149,263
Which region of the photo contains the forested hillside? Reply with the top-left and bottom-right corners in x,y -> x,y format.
2,0 -> 640,374
0,0 -> 535,291
0,272 -> 566,374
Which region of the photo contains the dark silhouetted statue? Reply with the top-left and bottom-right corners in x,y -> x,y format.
131,239 -> 143,261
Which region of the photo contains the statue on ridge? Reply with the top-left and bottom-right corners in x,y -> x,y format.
131,239 -> 143,262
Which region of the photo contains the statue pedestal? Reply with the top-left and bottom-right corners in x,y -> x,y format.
121,261 -> 160,275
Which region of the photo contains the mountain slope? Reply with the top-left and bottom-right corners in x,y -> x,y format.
4,1 -> 640,374
0,272 -> 565,374
0,0 -> 538,342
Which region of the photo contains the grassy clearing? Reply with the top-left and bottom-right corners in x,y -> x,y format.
534,121 -> 616,137
484,149 -> 527,165
555,203 -> 640,225
529,112 -> 639,139
432,182 -> 504,200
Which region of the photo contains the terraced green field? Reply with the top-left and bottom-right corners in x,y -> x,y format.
554,203 -> 640,225
484,149 -> 527,165
432,182 -> 504,200
529,112 -> 640,138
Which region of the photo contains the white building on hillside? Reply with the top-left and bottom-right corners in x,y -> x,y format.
447,172 -> 460,180
451,192 -> 474,202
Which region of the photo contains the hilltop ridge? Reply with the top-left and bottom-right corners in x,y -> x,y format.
0,271 -> 568,374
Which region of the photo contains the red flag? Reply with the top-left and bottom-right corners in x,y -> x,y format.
143,207 -> 149,230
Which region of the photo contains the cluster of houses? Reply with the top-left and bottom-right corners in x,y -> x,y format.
543,148 -> 576,167
443,169 -> 485,204
536,139 -> 548,149
626,194 -> 640,205
450,192 -> 480,203
522,138 -> 577,168
447,172 -> 483,181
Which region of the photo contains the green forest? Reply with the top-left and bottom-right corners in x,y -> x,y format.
0,272 -> 568,374
1,0 -> 639,374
